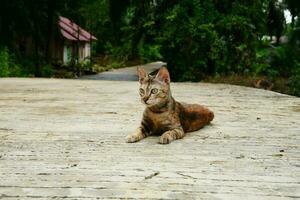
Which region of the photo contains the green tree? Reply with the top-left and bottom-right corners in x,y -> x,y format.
283,0 -> 300,28
267,0 -> 286,45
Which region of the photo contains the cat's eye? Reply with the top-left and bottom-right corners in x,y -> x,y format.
139,88 -> 145,95
151,88 -> 158,94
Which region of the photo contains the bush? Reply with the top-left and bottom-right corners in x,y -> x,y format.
137,42 -> 162,63
254,46 -> 278,78
104,41 -> 131,62
288,67 -> 300,97
0,47 -> 56,78
122,0 -> 264,81
0,47 -> 10,77
41,64 -> 54,77
0,46 -> 24,77
158,2 -> 225,81
20,58 -> 36,77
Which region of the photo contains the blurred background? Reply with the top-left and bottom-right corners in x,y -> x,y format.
0,0 -> 299,96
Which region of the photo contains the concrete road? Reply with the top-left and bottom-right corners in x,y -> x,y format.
80,61 -> 166,81
0,78 -> 299,199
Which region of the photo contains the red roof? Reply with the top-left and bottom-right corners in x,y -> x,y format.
58,16 -> 97,41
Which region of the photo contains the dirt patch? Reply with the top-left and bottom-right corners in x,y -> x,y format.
292,105 -> 300,112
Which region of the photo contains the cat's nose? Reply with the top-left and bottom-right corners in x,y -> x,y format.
142,96 -> 150,103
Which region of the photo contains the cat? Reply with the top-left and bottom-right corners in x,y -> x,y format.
254,79 -> 274,90
126,66 -> 214,144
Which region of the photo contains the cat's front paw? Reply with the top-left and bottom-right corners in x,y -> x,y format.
159,133 -> 174,144
126,133 -> 141,143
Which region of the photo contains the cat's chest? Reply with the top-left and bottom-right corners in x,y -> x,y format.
144,109 -> 180,134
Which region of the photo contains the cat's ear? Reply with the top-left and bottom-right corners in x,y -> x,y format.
137,66 -> 147,83
155,66 -> 170,84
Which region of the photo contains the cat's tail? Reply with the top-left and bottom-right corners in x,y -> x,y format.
207,110 -> 214,124
181,104 -> 214,132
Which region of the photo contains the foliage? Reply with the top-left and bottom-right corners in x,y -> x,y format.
0,47 -> 24,77
288,68 -> 300,96
0,47 -> 10,77
285,19 -> 300,96
0,0 -> 299,96
157,1 -> 223,81
283,0 -> 300,28
137,42 -> 162,63
267,0 -> 286,45
41,64 -> 54,77
135,0 -> 266,81
0,46 -> 56,77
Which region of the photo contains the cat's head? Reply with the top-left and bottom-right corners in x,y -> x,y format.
137,66 -> 171,107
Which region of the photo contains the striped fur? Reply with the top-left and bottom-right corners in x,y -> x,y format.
126,66 -> 214,144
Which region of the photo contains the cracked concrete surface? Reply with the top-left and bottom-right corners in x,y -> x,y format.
0,78 -> 299,199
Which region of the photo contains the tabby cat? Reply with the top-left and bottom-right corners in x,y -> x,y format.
126,66 -> 214,144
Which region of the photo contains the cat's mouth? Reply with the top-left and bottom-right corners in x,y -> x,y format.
142,100 -> 152,106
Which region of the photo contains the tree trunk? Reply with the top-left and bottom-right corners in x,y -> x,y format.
45,0 -> 55,63
34,36 -> 41,77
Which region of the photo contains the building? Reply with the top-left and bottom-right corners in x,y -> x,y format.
50,16 -> 97,65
